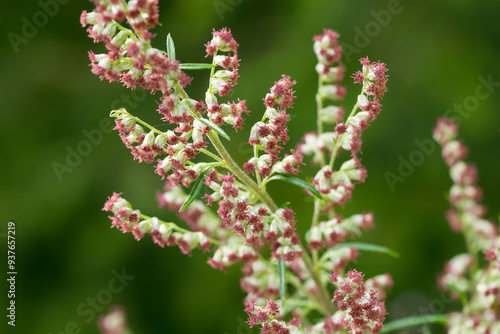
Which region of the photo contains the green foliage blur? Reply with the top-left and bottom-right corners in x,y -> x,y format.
1,0 -> 500,333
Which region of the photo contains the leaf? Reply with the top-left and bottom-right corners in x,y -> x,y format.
277,259 -> 286,303
179,169 -> 210,212
266,175 -> 323,200
280,202 -> 291,209
381,314 -> 448,333
332,242 -> 400,258
166,33 -> 175,60
199,118 -> 230,141
179,63 -> 215,70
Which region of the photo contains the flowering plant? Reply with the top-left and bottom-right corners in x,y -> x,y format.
81,1 -> 499,334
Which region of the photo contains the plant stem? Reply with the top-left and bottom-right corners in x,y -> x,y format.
316,75 -> 324,135
198,148 -> 225,163
301,252 -> 335,315
328,101 -> 359,169
208,131 -> 279,212
140,214 -> 225,246
287,274 -> 329,315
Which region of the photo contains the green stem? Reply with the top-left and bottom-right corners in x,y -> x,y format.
254,146 -> 263,187
328,101 -> 359,169
316,80 -> 323,135
140,214 -> 224,246
287,274 -> 329,315
301,252 -> 335,315
311,198 -> 321,267
208,132 -> 279,212
208,51 -> 218,94
198,148 -> 225,163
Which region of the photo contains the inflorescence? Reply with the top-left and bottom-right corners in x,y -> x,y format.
82,2 -> 393,333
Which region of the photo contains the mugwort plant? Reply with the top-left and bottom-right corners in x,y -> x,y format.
81,1 -> 499,333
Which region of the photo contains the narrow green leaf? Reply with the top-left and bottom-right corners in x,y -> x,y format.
199,118 -> 230,141
166,33 -> 175,60
266,175 -> 323,200
179,169 -> 210,212
280,202 -> 291,209
277,259 -> 286,303
179,63 -> 215,70
332,242 -> 400,258
381,314 -> 448,333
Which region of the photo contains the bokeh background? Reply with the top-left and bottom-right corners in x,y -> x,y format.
1,0 -> 500,333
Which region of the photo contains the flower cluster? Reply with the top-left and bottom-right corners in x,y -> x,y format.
318,247 -> 359,273
434,118 -> 500,333
308,212 -> 374,250
312,158 -> 367,208
314,29 -> 346,105
330,270 -> 387,334
81,0 -> 191,120
206,171 -> 265,244
446,242 -> 500,333
202,28 -> 250,132
433,118 -> 497,252
207,238 -> 259,270
241,259 -> 281,303
437,253 -> 474,293
245,76 -> 301,177
103,192 -> 211,255
299,54 -> 387,221
245,300 -> 300,334
344,56 -> 388,149
111,110 -> 168,163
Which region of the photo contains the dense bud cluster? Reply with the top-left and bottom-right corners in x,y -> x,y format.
330,270 -> 386,334
434,118 -> 500,333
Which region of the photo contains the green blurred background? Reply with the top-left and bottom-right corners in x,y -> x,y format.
1,0 -> 500,333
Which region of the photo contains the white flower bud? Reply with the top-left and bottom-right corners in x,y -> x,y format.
319,106 -> 343,124
150,217 -> 161,231
101,22 -> 117,38
265,107 -> 279,119
340,159 -> 357,171
142,130 -> 155,147
250,122 -> 266,141
357,94 -> 369,108
138,220 -> 152,234
210,78 -> 225,94
154,133 -> 168,148
192,120 -> 205,143
158,157 -> 172,172
214,70 -> 233,79
205,92 -> 218,107
449,161 -> 467,184
213,55 -> 229,67
319,85 -> 338,100
121,116 -> 137,128
195,232 -> 208,246
111,30 -> 128,48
